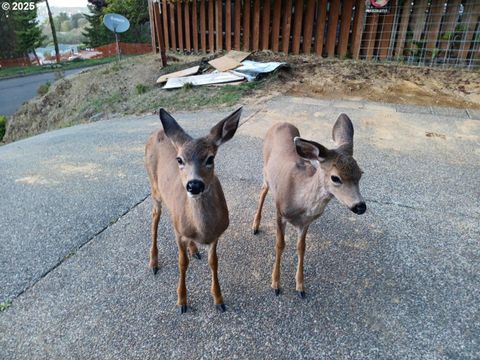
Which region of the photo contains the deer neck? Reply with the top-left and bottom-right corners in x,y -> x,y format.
300,165 -> 332,217
183,180 -> 228,241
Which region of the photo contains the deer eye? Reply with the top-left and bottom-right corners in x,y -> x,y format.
176,157 -> 184,166
205,156 -> 215,166
331,175 -> 342,184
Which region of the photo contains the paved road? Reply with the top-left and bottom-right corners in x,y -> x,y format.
0,69 -> 83,115
0,97 -> 479,358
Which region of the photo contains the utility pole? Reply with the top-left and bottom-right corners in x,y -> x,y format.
44,0 -> 60,63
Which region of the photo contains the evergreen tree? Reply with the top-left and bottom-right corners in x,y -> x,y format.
82,4 -> 114,48
14,2 -> 46,63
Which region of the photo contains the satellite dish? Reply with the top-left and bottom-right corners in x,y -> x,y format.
103,13 -> 130,33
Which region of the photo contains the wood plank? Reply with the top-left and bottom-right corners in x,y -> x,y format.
314,0 -> 327,56
169,3 -> 177,50
281,0 -> 292,53
438,0 -> 461,56
234,0 -> 241,49
148,0 -> 156,52
161,1 -> 169,50
302,0 -> 315,54
457,1 -> 480,61
216,0 -> 223,51
226,0 -> 232,50
153,2 -> 167,66
184,1 -> 191,51
243,0 -> 251,51
157,66 -> 200,83
325,0 -> 340,57
362,14 -> 379,60
425,0 -> 443,57
377,0 -> 396,60
208,0 -> 215,52
291,0 -> 303,55
200,0 -> 207,52
394,0 -> 411,59
411,0 -> 428,43
192,0 -> 199,51
177,1 -> 184,51
271,0 -> 282,52
252,0 -> 260,50
338,0 -> 354,58
261,0 -> 271,49
351,0 -> 365,60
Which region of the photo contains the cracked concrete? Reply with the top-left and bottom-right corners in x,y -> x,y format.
1,96 -> 479,358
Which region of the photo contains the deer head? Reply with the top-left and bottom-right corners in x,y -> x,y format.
159,107 -> 242,199
294,113 -> 366,214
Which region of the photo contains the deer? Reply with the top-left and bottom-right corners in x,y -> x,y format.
145,107 -> 242,314
252,113 -> 366,298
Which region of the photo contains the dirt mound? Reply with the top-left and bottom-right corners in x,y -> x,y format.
4,52 -> 479,143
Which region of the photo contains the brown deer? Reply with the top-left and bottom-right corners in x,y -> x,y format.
145,107 -> 242,313
252,114 -> 366,298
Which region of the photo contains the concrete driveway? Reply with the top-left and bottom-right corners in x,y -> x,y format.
0,96 -> 478,358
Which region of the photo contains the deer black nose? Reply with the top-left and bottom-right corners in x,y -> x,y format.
351,202 -> 366,215
186,180 -> 205,195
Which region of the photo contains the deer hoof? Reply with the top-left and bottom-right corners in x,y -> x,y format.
192,252 -> 201,260
216,303 -> 226,312
179,305 -> 188,314
298,291 -> 306,299
253,229 -> 259,235
274,288 -> 281,296
152,267 -> 159,275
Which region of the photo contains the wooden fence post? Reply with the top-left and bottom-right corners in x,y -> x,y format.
326,0 -> 340,57
315,0 -> 327,56
261,0 -> 271,50
243,0 -> 251,51
338,0 -> 354,58
271,0 -> 282,52
281,0 -> 292,53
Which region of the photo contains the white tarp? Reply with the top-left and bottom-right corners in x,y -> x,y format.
231,60 -> 287,81
163,71 -> 245,89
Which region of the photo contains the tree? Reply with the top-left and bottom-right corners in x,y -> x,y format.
44,0 -> 60,63
14,3 -> 46,64
82,4 -> 114,48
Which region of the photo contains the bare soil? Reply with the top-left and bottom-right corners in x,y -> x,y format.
3,52 -> 479,143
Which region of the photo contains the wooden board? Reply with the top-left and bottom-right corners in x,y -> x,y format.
156,66 -> 200,84
208,50 -> 251,71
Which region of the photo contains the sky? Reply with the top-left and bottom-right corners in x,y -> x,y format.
47,0 -> 88,7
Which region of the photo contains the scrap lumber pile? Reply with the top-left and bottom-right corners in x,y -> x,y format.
156,51 -> 286,89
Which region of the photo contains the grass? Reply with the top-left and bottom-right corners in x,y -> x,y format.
0,299 -> 12,312
135,83 -> 149,95
0,115 -> 6,141
37,81 -> 51,96
0,56 -> 130,79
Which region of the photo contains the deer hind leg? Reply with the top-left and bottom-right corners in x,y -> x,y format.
176,235 -> 190,314
271,209 -> 286,295
295,225 -> 309,298
252,180 -> 269,234
208,240 -> 225,312
149,198 -> 162,275
188,241 -> 201,260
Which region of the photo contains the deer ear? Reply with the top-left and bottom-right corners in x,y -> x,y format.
332,113 -> 354,155
159,108 -> 191,147
209,107 -> 242,146
294,137 -> 330,163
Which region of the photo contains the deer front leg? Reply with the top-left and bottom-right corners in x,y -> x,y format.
252,181 -> 269,234
176,235 -> 189,314
208,240 -> 225,312
149,200 -> 161,275
271,210 -> 286,295
295,225 -> 309,298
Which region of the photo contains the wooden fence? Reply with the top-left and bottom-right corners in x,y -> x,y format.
148,0 -> 480,68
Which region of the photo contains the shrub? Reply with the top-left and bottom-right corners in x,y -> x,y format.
136,83 -> 148,95
0,115 -> 6,141
37,81 -> 51,96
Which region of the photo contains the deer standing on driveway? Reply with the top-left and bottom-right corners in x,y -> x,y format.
145,107 -> 242,313
252,114 -> 366,298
